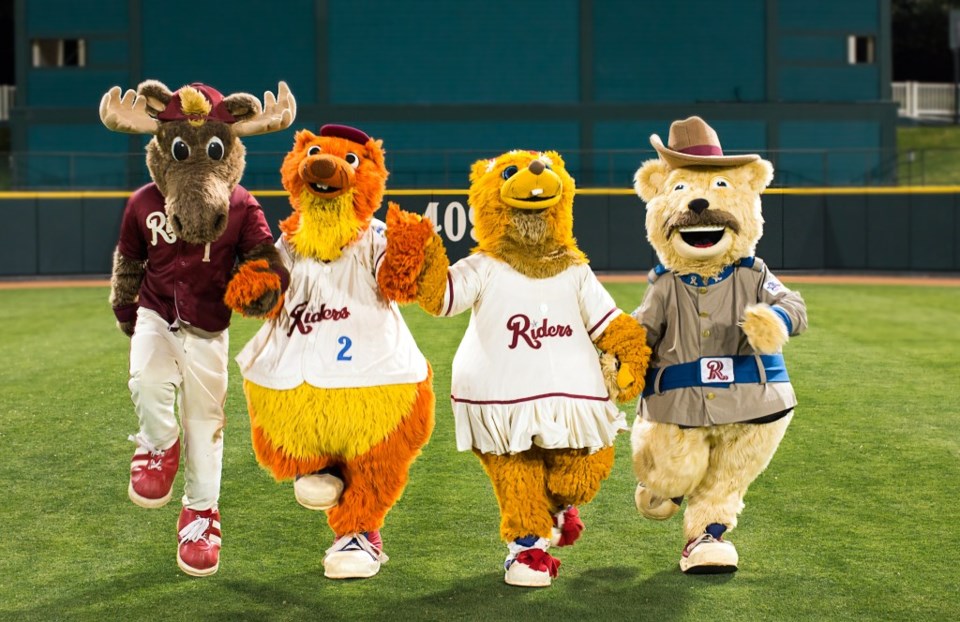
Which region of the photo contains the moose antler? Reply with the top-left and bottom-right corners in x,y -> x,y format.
99,86 -> 160,135
232,81 -> 297,137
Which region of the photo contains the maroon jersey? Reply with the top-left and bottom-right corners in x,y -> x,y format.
116,183 -> 276,332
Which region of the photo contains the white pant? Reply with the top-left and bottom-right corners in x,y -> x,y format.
128,308 -> 228,510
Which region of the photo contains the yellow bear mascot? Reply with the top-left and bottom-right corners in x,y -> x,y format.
631,117 -> 807,574
397,149 -> 650,587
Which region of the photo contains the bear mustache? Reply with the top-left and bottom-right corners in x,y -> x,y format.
666,207 -> 741,239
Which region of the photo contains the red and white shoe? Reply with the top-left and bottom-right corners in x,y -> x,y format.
323,531 -> 388,579
177,507 -> 221,577
504,537 -> 560,587
550,506 -> 584,547
128,434 -> 179,509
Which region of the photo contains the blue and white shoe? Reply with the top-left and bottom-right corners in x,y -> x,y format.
323,532 -> 388,579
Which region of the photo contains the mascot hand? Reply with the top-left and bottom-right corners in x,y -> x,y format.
599,352 -> 641,403
741,303 -> 789,354
113,303 -> 138,338
224,259 -> 283,318
117,320 -> 135,338
379,202 -> 439,303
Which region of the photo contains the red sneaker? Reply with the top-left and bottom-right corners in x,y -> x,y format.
128,435 -> 179,508
177,507 -> 221,577
550,506 -> 584,547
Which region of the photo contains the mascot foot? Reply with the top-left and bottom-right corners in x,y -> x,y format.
550,506 -> 584,547
128,434 -> 179,509
323,532 -> 388,579
680,527 -> 738,575
177,507 -> 221,577
294,471 -> 344,510
635,483 -> 682,520
504,537 -> 559,588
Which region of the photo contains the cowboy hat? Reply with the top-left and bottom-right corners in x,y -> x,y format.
650,116 -> 759,168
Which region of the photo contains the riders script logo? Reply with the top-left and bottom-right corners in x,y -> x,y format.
146,211 -> 177,245
287,301 -> 350,337
506,313 -> 573,349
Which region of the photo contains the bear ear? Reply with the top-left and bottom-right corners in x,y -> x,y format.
293,129 -> 316,150
743,159 -> 775,193
470,158 -> 494,184
366,138 -> 386,170
633,159 -> 670,203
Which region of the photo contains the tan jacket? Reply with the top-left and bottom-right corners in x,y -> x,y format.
632,258 -> 807,427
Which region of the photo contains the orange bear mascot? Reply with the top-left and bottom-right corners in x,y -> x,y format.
230,125 -> 437,579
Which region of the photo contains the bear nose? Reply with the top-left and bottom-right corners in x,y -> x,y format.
307,156 -> 337,179
688,198 -> 710,214
527,160 -> 545,175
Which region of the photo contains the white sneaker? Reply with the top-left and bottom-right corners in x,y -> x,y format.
679,533 -> 739,574
634,483 -> 682,520
504,537 -> 558,587
294,472 -> 344,510
323,533 -> 388,579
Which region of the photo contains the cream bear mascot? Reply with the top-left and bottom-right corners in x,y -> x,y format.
630,116 -> 807,574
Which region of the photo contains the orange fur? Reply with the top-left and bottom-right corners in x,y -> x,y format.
477,446 -> 615,542
594,314 -> 652,402
376,202 -> 435,302
223,259 -> 280,312
416,235 -> 450,316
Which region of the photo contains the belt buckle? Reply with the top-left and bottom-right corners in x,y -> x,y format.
700,357 -> 734,384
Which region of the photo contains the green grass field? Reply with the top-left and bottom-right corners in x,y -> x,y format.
1,282 -> 958,621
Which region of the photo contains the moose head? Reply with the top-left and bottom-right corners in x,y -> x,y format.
100,80 -> 296,245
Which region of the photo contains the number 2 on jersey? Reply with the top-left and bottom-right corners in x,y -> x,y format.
337,335 -> 353,361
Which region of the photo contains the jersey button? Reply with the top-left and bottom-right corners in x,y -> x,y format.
702,329 -> 711,337
706,392 -> 716,400
699,311 -> 709,318
698,286 -> 708,294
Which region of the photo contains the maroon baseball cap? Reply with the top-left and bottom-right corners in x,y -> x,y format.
157,83 -> 237,124
320,124 -> 371,145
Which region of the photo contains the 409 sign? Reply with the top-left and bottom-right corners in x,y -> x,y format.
423,200 -> 476,244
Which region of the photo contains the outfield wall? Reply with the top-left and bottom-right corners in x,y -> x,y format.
1,188 -> 958,277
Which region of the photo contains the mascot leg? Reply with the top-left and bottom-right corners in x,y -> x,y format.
476,449 -> 560,588
543,446 -> 615,547
173,327 -> 229,577
680,413 -> 793,575
322,377 -> 434,580
631,418 -> 710,520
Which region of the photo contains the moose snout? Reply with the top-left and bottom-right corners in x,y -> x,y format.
688,198 -> 710,214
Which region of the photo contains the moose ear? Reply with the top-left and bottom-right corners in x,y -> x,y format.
222,92 -> 262,122
633,159 -> 670,203
135,80 -> 173,117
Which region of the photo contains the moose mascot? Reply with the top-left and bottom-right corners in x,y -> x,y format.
101,80 -> 295,576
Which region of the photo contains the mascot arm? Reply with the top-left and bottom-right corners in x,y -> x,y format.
109,247 -> 146,338
377,202 -> 449,309
224,242 -> 290,319
594,314 -> 652,403
741,271 -> 808,354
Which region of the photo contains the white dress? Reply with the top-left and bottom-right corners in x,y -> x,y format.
442,253 -> 627,455
236,221 -> 428,389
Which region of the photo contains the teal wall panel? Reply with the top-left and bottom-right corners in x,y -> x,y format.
328,0 -> 579,104
37,203 -> 84,274
26,69 -> 130,106
779,66 -> 880,102
779,0 -> 878,31
908,196 -> 954,270
866,197 -> 910,269
777,121 -> 881,186
82,199 -> 126,273
592,0 -> 765,103
0,201 -> 39,275
757,193 -> 785,269
141,0 -> 317,102
86,38 -> 129,68
782,196 -> 825,269
26,0 -> 128,33
779,35 -> 847,63
824,194 -> 868,269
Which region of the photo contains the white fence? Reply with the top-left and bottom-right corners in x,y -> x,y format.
892,81 -> 960,119
0,85 -> 14,121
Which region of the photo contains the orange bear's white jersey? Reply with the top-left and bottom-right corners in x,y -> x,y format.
236,221 -> 428,389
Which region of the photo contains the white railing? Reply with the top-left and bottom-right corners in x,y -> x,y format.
893,81 -> 959,119
0,85 -> 14,121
